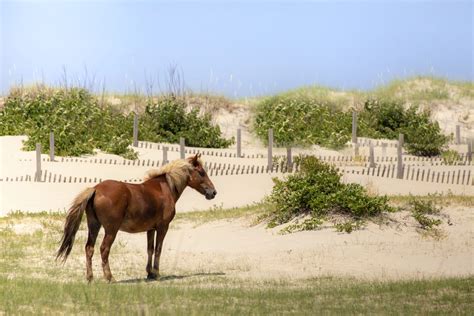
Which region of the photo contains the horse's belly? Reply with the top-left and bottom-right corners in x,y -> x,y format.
119,218 -> 156,233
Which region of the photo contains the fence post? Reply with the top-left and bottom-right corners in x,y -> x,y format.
467,140 -> 472,162
267,129 -> 273,171
35,143 -> 42,182
162,146 -> 168,165
133,112 -> 139,147
352,111 -> 357,144
397,133 -> 404,179
369,143 -> 375,168
180,137 -> 185,159
455,125 -> 461,145
237,128 -> 242,158
49,131 -> 55,161
286,147 -> 293,170
354,142 -> 359,157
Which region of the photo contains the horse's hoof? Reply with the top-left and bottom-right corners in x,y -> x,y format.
147,273 -> 158,280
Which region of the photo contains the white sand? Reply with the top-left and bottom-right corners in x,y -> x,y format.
1,128 -> 473,281
58,206 -> 471,281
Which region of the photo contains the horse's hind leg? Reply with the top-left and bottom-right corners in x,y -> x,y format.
100,230 -> 117,282
146,230 -> 156,280
85,215 -> 101,282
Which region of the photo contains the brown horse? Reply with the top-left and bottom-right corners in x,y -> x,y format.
56,154 -> 216,282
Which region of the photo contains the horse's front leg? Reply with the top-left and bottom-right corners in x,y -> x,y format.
146,230 -> 156,280
152,223 -> 170,279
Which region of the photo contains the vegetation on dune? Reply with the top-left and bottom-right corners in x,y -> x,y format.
405,195 -> 443,231
265,156 -> 394,232
359,99 -> 450,156
254,95 -> 351,149
270,76 -> 473,104
253,94 -> 450,156
139,96 -> 233,148
0,86 -> 138,159
0,86 -> 232,158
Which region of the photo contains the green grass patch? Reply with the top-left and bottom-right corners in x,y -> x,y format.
1,276 -> 472,314
388,194 -> 474,208
176,203 -> 266,224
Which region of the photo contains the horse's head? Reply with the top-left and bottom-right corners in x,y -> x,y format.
187,154 -> 217,200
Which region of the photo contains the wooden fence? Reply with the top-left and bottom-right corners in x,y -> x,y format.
2,163 -> 473,186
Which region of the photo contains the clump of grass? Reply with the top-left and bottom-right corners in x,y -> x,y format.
441,150 -> 461,165
388,193 -> 474,207
334,219 -> 364,234
405,195 -> 443,231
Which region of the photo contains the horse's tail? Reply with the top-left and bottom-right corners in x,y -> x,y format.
56,187 -> 96,262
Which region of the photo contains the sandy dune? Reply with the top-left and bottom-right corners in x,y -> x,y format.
1,130 -> 473,281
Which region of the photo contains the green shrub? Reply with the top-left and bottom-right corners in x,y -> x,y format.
0,87 -> 233,158
401,107 -> 449,156
139,96 -> 233,148
266,156 -> 393,232
358,99 -> 449,156
358,99 -> 407,139
253,95 -> 448,156
0,86 -> 137,158
253,95 -> 351,149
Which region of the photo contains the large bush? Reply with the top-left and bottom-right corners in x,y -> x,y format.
358,99 -> 407,139
139,96 -> 233,148
0,87 -> 137,159
266,156 -> 393,232
359,99 -> 449,156
253,96 -> 351,149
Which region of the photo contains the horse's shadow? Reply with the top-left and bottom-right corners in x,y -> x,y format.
117,272 -> 226,284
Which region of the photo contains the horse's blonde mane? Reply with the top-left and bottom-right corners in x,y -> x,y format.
144,159 -> 200,195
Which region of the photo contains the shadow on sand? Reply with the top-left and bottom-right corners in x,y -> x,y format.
117,272 -> 226,284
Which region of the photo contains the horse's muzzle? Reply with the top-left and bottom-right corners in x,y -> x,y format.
205,189 -> 217,200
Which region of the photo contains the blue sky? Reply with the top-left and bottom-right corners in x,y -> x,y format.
1,0 -> 472,97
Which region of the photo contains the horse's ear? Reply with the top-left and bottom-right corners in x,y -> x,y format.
191,153 -> 200,166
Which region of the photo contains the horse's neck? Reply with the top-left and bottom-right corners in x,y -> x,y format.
155,174 -> 186,203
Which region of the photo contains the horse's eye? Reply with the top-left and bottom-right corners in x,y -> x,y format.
199,170 -> 206,177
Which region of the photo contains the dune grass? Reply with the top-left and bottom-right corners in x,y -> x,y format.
247,76 -> 473,111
